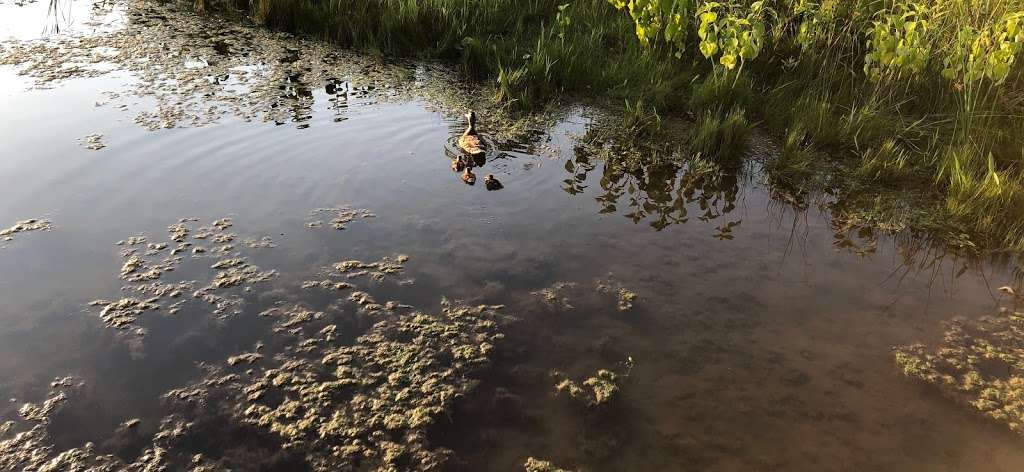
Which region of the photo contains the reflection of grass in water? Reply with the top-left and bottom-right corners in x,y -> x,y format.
43,0 -> 73,35
895,287 -> 1024,435
568,113 -> 742,232
210,0 -> 1024,253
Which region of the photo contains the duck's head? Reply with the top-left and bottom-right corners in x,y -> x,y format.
465,110 -> 477,126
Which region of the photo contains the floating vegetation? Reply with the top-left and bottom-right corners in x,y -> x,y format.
90,216 -> 278,330
78,133 -> 105,150
89,297 -> 160,330
300,279 -> 352,291
226,300 -> 505,470
3,300 -> 507,470
533,277 -> 639,313
594,274 -> 637,312
334,254 -> 408,282
524,457 -> 573,472
226,351 -> 263,366
552,369 -> 620,407
894,286 -> 1024,434
531,282 -> 579,311
7,198 -> 517,470
116,235 -> 146,246
0,376 -> 112,472
308,207 -> 376,230
0,373 -> 236,470
243,236 -> 276,248
0,218 -> 51,242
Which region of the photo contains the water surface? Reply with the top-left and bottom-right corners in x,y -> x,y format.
1,1 -> 1023,470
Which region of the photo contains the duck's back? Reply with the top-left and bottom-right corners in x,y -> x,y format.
458,133 -> 485,156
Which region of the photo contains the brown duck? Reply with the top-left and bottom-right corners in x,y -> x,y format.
462,168 -> 477,185
457,111 -> 486,159
484,174 -> 503,191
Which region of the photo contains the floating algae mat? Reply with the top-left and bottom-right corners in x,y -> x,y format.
1,212 -> 511,470
0,210 -> 639,470
0,218 -> 51,242
895,287 -> 1024,435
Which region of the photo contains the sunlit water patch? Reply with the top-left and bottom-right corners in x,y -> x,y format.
2,0 -> 1024,470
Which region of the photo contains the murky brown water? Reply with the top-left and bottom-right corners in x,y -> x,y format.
2,1 -> 1024,470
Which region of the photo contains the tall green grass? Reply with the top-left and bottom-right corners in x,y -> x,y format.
234,0 -> 693,110
213,0 -> 1024,251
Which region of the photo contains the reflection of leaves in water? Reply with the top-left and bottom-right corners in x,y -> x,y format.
567,133 -> 741,231
1,1 -> 420,130
43,0 -> 71,36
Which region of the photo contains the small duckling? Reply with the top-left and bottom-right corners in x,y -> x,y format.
451,159 -> 465,172
484,174 -> 503,191
458,111 -> 486,158
462,168 -> 477,185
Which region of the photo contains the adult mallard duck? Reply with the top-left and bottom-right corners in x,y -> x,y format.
458,111 -> 486,158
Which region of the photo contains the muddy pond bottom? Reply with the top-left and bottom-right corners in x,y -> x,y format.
1,1 -> 1023,470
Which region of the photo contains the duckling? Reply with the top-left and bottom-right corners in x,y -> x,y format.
458,111 -> 486,158
484,174 -> 503,191
451,158 -> 465,172
462,168 -> 477,185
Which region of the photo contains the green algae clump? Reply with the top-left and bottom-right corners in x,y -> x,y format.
231,300 -> 506,470
553,369 -> 620,407
895,287 -> 1024,434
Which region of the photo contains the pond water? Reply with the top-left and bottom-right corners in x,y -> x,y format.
2,1 -> 1024,470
